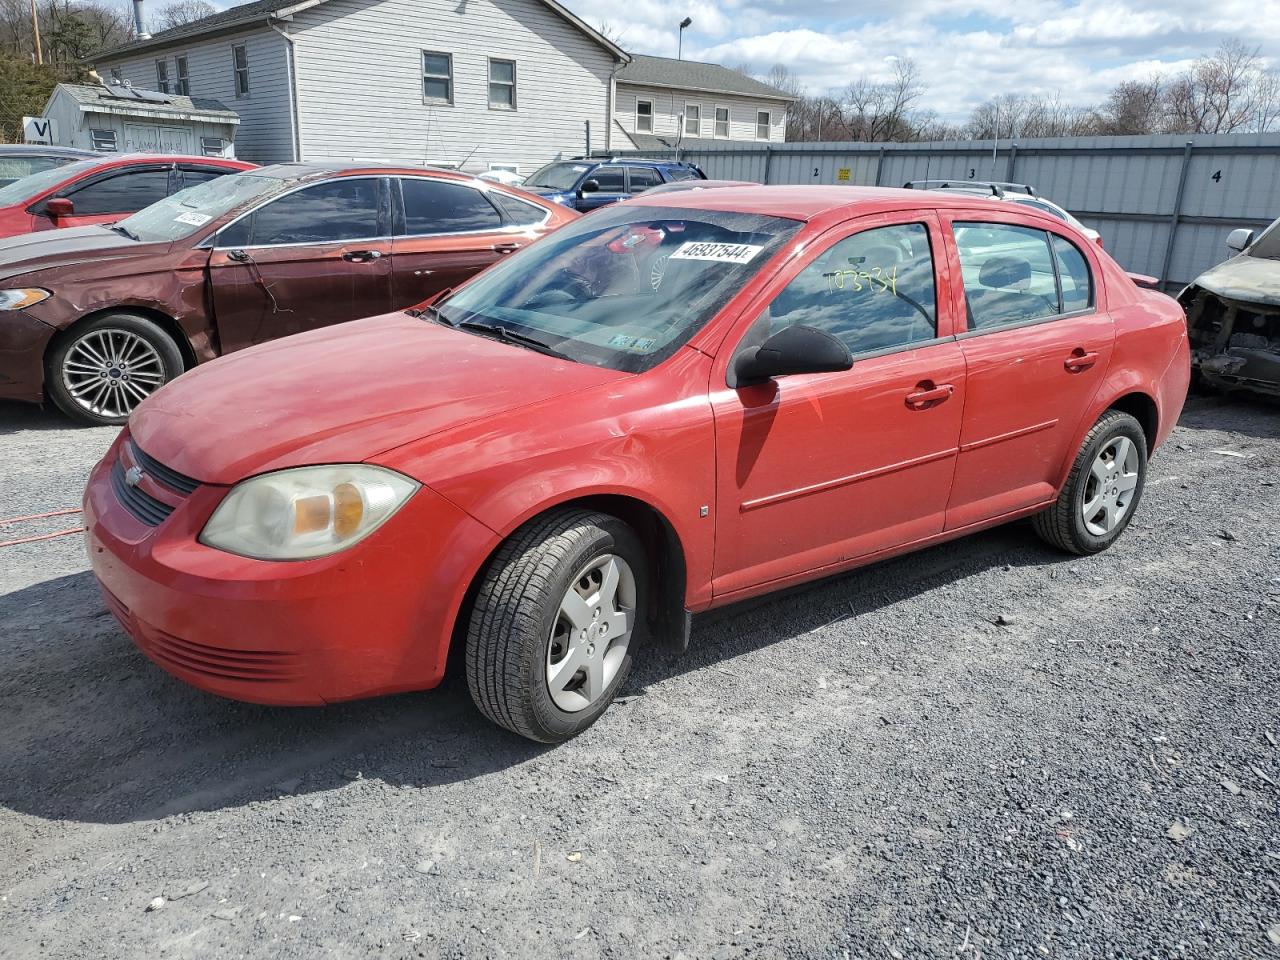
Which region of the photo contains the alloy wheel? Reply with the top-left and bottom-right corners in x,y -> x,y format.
61,328 -> 166,420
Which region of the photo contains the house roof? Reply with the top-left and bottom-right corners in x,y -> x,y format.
616,54 -> 795,102
52,82 -> 240,124
89,0 -> 629,63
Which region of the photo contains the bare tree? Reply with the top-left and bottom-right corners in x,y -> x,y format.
838,57 -> 923,142
149,0 -> 215,32
1162,39 -> 1267,133
593,20 -> 626,48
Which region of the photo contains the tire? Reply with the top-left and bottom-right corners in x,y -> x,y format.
465,509 -> 647,743
1032,409 -> 1148,555
45,313 -> 185,427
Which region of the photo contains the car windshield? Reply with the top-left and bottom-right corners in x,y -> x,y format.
525,162 -> 591,191
0,160 -> 97,207
1248,219 -> 1280,259
114,174 -> 282,243
432,204 -> 802,373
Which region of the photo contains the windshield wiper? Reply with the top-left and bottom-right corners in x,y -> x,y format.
110,224 -> 141,241
455,319 -> 572,360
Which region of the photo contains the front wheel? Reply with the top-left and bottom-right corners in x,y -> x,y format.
1033,409 -> 1148,555
45,314 -> 184,426
465,510 -> 646,743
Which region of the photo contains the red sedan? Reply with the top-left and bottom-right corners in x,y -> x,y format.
85,186 -> 1190,743
0,153 -> 253,238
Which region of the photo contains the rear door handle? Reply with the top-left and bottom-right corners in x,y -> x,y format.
492,242 -> 522,254
904,381 -> 954,409
342,249 -> 383,262
1064,349 -> 1099,372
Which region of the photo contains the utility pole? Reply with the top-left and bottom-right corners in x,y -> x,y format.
31,0 -> 42,65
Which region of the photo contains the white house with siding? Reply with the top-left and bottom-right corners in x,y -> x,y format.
89,0 -> 629,175
613,54 -> 793,151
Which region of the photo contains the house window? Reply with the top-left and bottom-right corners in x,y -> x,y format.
489,59 -> 516,109
175,56 -> 190,95
109,67 -> 121,82
200,137 -> 225,157
756,110 -> 771,140
684,103 -> 700,137
636,98 -> 654,133
422,51 -> 453,103
155,60 -> 169,93
90,129 -> 117,152
714,105 -> 730,138
232,43 -> 249,97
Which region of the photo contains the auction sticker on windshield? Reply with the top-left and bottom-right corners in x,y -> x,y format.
174,211 -> 212,226
669,241 -> 764,264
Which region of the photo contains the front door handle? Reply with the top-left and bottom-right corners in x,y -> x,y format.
342,249 -> 383,262
1064,348 -> 1099,372
492,242 -> 522,254
904,381 -> 955,409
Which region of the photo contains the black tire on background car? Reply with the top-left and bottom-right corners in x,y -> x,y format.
465,509 -> 647,743
1033,409 -> 1148,555
45,313 -> 185,427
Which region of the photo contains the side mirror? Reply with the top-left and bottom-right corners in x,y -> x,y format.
1225,228 -> 1253,253
45,197 -> 74,219
579,179 -> 600,195
730,324 -> 853,388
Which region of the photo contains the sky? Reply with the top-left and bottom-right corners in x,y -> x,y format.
210,0 -> 1280,121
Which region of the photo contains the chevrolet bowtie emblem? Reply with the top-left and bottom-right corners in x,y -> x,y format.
124,465 -> 145,487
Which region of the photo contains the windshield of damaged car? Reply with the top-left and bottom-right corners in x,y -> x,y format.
114,173 -> 281,243
1248,220 -> 1280,259
432,205 -> 802,372
524,162 -> 592,191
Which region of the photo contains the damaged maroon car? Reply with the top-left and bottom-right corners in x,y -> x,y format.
1179,218 -> 1280,397
0,162 -> 576,425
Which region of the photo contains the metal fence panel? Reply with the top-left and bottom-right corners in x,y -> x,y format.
610,132 -> 1280,289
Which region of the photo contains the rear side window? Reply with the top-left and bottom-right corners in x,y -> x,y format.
764,222 -> 938,356
400,178 -> 502,234
250,179 -> 381,245
1052,234 -> 1093,313
954,223 -> 1060,331
626,167 -> 662,194
666,167 -> 699,182
489,192 -> 546,226
65,169 -> 171,216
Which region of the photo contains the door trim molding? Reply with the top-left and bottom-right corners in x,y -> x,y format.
740,446 -> 958,513
959,417 -> 1059,453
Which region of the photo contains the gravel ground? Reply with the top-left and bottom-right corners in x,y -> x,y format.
1,395 -> 1278,959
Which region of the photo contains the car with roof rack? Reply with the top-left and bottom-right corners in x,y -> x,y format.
905,179 -> 1102,247
522,157 -> 706,211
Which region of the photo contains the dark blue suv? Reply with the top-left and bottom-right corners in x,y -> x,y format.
521,158 -> 706,211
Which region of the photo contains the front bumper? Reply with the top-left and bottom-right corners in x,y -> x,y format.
84,433 -> 498,705
0,311 -> 55,402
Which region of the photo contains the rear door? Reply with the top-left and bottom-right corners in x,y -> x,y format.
624,165 -> 663,196
388,176 -> 534,307
940,213 -> 1114,528
207,176 -> 394,352
35,163 -> 173,230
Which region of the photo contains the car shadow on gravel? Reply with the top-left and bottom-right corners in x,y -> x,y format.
0,402 -> 77,435
0,522 -> 1062,827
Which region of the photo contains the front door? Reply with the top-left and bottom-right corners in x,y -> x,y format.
576,166 -> 627,211
208,176 -> 394,353
710,213 -> 967,598
940,215 -> 1115,529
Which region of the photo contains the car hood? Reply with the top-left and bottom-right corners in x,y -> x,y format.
0,225 -> 168,280
1189,254 -> 1280,307
128,312 -> 627,486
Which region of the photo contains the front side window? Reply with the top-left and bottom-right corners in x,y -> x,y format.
423,51 -> 452,103
636,99 -> 654,133
232,43 -> 249,97
587,167 -> 625,192
954,222 -> 1071,330
155,60 -> 169,93
400,178 -> 502,234
625,167 -> 661,194
433,204 -> 801,373
175,56 -> 190,95
764,223 -> 937,356
243,178 -> 381,245
1247,219 -> 1280,259
756,110 -> 770,140
64,168 -> 171,216
684,103 -> 700,136
714,106 -> 730,138
489,59 -> 516,109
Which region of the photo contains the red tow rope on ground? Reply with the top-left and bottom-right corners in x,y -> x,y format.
0,508 -> 86,548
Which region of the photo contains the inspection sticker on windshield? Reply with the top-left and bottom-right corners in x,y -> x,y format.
174,211 -> 211,226
669,241 -> 763,264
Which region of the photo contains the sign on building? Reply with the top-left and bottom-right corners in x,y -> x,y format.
22,116 -> 57,144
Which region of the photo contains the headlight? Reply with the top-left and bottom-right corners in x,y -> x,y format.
199,464 -> 419,560
0,288 -> 51,310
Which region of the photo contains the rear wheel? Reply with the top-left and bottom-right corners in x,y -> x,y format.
1032,409 -> 1147,555
465,510 -> 646,743
46,314 -> 184,426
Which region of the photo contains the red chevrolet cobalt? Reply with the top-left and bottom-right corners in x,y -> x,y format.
85,187 -> 1190,743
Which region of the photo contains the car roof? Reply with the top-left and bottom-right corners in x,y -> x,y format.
624,184 -> 1057,221
0,145 -> 95,158
248,162 -> 532,185
65,153 -> 252,169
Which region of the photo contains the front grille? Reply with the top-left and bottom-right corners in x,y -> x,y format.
111,459 -> 175,526
145,631 -> 303,684
129,441 -> 200,495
